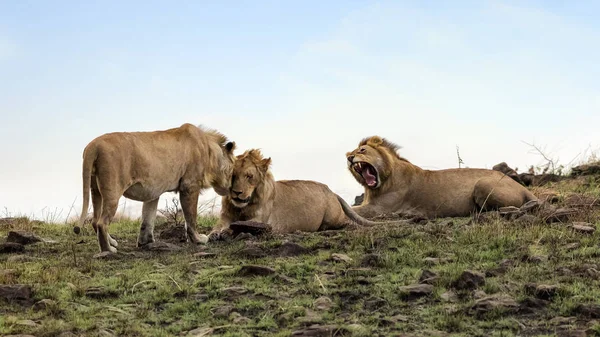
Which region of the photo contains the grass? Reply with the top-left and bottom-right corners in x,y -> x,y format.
1,177 -> 600,336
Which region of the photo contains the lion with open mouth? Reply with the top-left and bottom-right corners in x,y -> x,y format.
347,136 -> 538,219
210,149 -> 402,238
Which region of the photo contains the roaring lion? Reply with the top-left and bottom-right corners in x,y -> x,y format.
346,136 -> 538,219
210,149 -> 398,237
76,123 -> 236,254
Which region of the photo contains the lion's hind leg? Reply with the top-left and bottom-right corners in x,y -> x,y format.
91,176 -> 118,249
137,198 -> 159,247
472,177 -> 527,211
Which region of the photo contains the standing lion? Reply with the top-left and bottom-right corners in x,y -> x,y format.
76,123 -> 236,255
346,136 -> 537,219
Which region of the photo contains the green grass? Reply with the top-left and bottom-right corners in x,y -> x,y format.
2,179 -> 600,336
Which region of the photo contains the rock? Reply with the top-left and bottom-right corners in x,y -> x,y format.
419,269 -> 439,285
237,265 -> 277,277
313,296 -> 333,311
193,252 -> 216,258
557,330 -> 587,337
571,163 -> 600,177
221,286 -> 247,296
570,222 -> 596,234
0,269 -> 18,279
398,284 -> 434,300
229,221 -> 272,236
499,206 -> 523,220
85,286 -> 118,299
33,298 -> 57,310
525,284 -> 560,300
548,316 -> 576,325
330,253 -> 353,263
139,241 -> 182,252
574,304 -> 600,318
292,325 -> 346,336
16,319 -> 39,327
493,162 -> 524,185
543,208 -> 578,223
423,257 -> 442,265
6,231 -> 43,245
440,291 -> 458,303
452,270 -> 485,290
563,242 -> 581,251
519,297 -> 549,313
360,253 -> 384,268
364,297 -> 387,310
213,305 -> 234,319
520,199 -> 544,212
6,254 -> 38,262
158,224 -> 187,243
187,327 -> 214,337
0,284 -> 33,303
389,314 -> 409,322
230,312 -> 251,324
353,194 -> 365,206
470,295 -> 518,316
236,244 -> 267,258
0,242 -> 25,254
517,214 -> 540,225
275,242 -> 309,257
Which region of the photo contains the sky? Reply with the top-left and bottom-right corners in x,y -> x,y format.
1,1 -> 599,221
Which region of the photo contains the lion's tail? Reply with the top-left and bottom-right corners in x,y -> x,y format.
335,194 -> 406,227
75,145 -> 97,234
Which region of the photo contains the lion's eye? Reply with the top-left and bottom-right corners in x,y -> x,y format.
246,174 -> 253,180
358,148 -> 366,153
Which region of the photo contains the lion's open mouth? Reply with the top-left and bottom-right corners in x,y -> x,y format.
232,197 -> 250,206
352,162 -> 378,187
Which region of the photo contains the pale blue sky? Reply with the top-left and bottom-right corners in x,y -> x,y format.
1,1 -> 599,220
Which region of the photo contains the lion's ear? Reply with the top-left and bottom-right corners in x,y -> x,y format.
260,157 -> 271,172
366,136 -> 383,147
225,141 -> 236,153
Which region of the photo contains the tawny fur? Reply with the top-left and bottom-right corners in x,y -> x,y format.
77,123 -> 236,254
211,149 -> 397,236
346,136 -> 538,219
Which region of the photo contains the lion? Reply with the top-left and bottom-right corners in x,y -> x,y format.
346,136 -> 538,219
210,149 -> 401,237
76,123 -> 236,254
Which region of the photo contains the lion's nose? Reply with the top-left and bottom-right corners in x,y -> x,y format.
232,190 -> 242,196
347,155 -> 354,163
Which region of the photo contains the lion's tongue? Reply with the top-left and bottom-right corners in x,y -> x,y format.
362,166 -> 377,187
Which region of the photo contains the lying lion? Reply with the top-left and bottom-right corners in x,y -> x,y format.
76,123 -> 236,254
346,136 -> 538,219
210,149 -> 398,237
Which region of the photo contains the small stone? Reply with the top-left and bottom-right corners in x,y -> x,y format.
360,253 -> 384,267
0,242 -> 25,254
237,265 -> 277,277
236,245 -> 266,258
525,284 -> 560,300
193,252 -> 216,258
139,242 -> 181,251
389,314 -> 409,322
16,319 -> 39,327
574,304 -> 600,318
275,242 -> 309,257
0,284 -> 32,302
6,231 -> 43,245
419,269 -> 439,285
33,298 -> 57,310
470,295 -> 518,316
423,257 -> 441,265
187,327 -> 214,337
548,316 -> 576,325
313,296 -> 333,311
570,222 -> 596,234
398,284 -> 433,300
452,270 -> 486,290
213,305 -> 234,319
331,253 -> 353,263
230,312 -> 252,324
564,242 -> 581,251
221,286 -> 247,296
6,254 -> 39,262
440,291 -> 458,303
